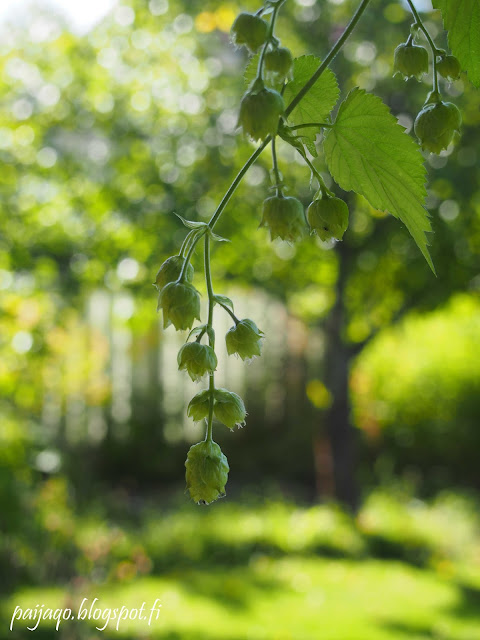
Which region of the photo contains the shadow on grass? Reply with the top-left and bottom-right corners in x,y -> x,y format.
176,567 -> 282,611
148,539 -> 356,575
380,580 -> 480,640
362,533 -> 432,568
380,621 -> 446,639
449,580 -> 480,619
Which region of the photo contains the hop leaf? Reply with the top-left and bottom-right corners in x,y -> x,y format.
323,88 -> 435,272
231,12 -> 268,53
154,255 -> 194,291
187,390 -> 211,422
307,196 -> 349,241
158,281 -> 201,331
414,101 -> 462,154
226,319 -> 264,361
214,388 -> 247,429
178,342 -> 217,382
239,87 -> 285,141
185,440 -> 229,505
394,43 -> 429,80
432,0 -> 480,87
260,195 -> 306,242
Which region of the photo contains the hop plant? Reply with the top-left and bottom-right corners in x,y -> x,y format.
188,389 -> 247,428
437,55 -> 461,81
264,46 -> 293,78
158,281 -> 201,331
231,12 -> 268,53
394,42 -> 429,80
414,100 -> 462,154
187,390 -> 211,422
307,196 -> 349,241
239,86 -> 285,141
213,389 -> 247,429
185,440 -> 229,505
159,0 -> 474,506
260,195 -> 306,242
154,255 -> 194,291
226,319 -> 264,360
178,341 -> 218,382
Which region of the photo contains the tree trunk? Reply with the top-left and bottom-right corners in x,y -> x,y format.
320,243 -> 359,511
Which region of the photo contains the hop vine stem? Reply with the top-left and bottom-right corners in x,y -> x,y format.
204,0 -> 371,235
256,0 -> 284,82
284,0 -> 371,117
204,232 -> 215,442
176,0 -> 372,297
179,228 -> 204,281
405,0 -> 440,93
207,139 -> 270,231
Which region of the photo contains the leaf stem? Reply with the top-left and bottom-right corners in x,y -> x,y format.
296,148 -> 330,197
179,230 -> 203,281
284,0 -> 372,118
271,136 -> 283,197
179,229 -> 197,258
405,0 -> 439,93
287,122 -> 333,131
218,301 -> 240,324
256,0 -> 284,82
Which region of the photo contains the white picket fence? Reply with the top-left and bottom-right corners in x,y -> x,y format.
40,288 -> 325,452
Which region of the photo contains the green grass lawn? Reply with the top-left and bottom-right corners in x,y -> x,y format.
6,557 -> 480,639
3,489 -> 480,640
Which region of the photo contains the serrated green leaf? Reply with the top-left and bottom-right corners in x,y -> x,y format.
283,55 -> 339,151
298,133 -> 318,157
323,88 -> 435,273
432,0 -> 480,87
244,53 -> 261,89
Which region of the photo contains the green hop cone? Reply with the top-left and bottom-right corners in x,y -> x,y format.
260,195 -> 306,243
214,388 -> 247,429
231,12 -> 268,53
158,281 -> 201,331
226,319 -> 264,361
185,440 -> 229,505
437,55 -> 461,82
414,101 -> 462,154
154,255 -> 194,291
178,342 -> 217,382
187,390 -> 211,422
264,47 -> 293,78
239,87 -> 284,141
393,43 -> 429,80
307,196 -> 349,241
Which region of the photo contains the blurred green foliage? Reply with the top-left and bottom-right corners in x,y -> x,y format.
353,294 -> 480,489
0,2 -> 480,631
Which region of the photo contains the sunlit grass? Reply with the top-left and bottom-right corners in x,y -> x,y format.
7,558 -> 480,640
4,491 -> 480,640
